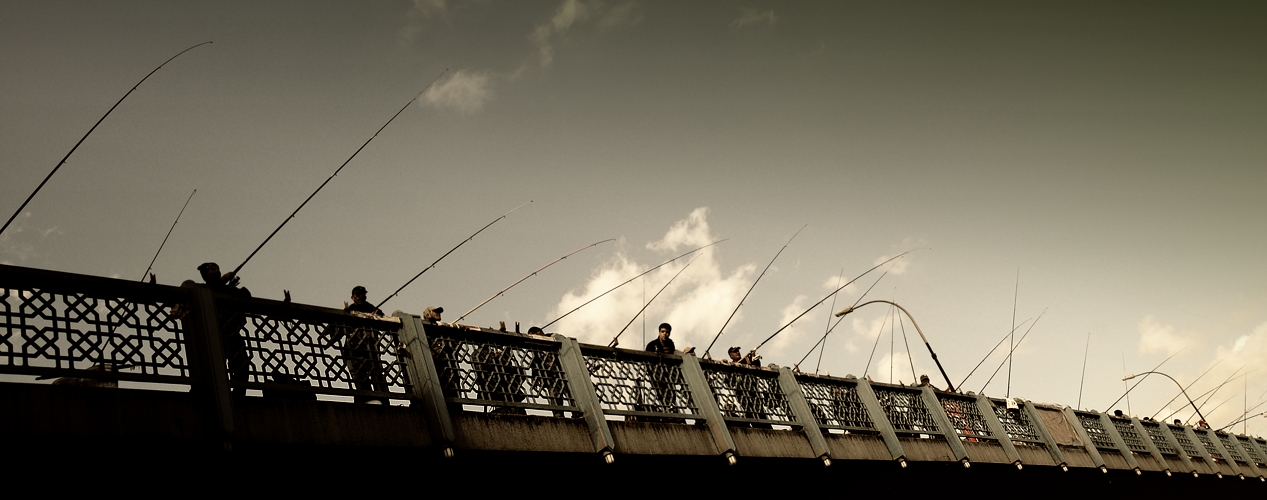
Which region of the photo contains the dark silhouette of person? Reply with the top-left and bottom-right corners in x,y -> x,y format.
191,262 -> 252,396
334,286 -> 387,404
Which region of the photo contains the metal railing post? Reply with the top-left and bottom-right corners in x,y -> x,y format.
1063,408 -> 1107,471
1227,435 -> 1263,478
1021,400 -> 1068,468
778,367 -> 830,464
1129,418 -> 1171,474
853,378 -> 906,465
921,386 -> 970,465
1197,428 -> 1244,477
1179,425 -> 1217,473
554,335 -> 616,461
678,355 -> 738,463
181,282 -> 235,449
976,395 -> 1022,467
1099,414 -> 1142,472
395,312 -> 457,455
1152,423 -> 1196,474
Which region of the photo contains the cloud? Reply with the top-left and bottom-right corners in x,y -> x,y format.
598,1 -> 643,29
0,212 -> 61,263
873,253 -> 912,276
731,7 -> 776,29
398,0 -> 448,46
1137,315 -> 1196,356
530,0 -> 641,67
548,208 -> 756,354
422,70 -> 494,114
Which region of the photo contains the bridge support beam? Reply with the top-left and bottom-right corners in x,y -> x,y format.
853,379 -> 906,465
975,395 -> 1023,467
397,313 -> 457,455
1152,422 -> 1196,473
1063,408 -> 1108,471
555,335 -> 616,461
1197,428 -> 1244,477
1130,417 -> 1172,474
679,354 -> 737,463
182,282 -> 235,450
1022,400 -> 1068,468
777,367 -> 830,464
1099,413 -> 1142,472
921,386 -> 970,465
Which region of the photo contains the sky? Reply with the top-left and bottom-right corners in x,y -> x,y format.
2,1 -> 1266,433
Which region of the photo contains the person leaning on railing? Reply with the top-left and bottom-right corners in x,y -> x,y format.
172,262 -> 254,396
327,285 -> 387,404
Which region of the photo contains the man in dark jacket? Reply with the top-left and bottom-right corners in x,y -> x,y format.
646,323 -> 675,354
194,262 -> 253,396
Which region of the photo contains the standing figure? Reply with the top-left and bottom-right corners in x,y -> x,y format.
337,286 -> 386,404
192,262 -> 253,396
641,323 -> 677,418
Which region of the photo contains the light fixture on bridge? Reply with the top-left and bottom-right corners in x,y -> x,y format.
602,450 -> 614,464
725,451 -> 737,466
1134,468 -> 1141,475
820,456 -> 832,467
443,447 -> 454,459
1216,472 -> 1223,479
1164,469 -> 1171,477
1014,461 -> 1023,470
961,459 -> 971,468
1100,466 -> 1108,474
1060,464 -> 1068,472
1192,471 -> 1198,478
898,458 -> 907,468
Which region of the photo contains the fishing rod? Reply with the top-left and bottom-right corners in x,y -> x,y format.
979,309 -> 1046,394
1218,388 -> 1267,431
1185,369 -> 1256,425
141,189 -> 196,281
1220,411 -> 1267,432
609,255 -> 700,347
702,225 -> 805,359
541,239 -> 728,330
814,268 -> 846,374
861,300 -> 895,379
898,304 -> 918,384
453,238 -> 616,324
1007,270 -> 1019,398
2,42 -> 212,237
377,200 -> 531,311
1150,360 -> 1222,419
231,69 -> 449,277
750,248 -> 923,368
956,317 -> 1035,389
793,267 -> 890,372
1160,367 -> 1248,422
1078,332 -> 1090,410
1103,349 -> 1184,413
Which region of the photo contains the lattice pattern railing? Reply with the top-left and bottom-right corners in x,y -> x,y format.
874,386 -> 940,435
1239,437 -> 1265,465
1109,418 -> 1149,453
1,276 -> 190,384
1193,429 -> 1223,460
797,377 -> 874,431
938,394 -> 993,440
989,400 -> 1044,445
1076,413 -> 1117,450
701,362 -> 795,423
1217,433 -> 1246,462
428,329 -> 574,411
1140,421 -> 1179,455
1170,425 -> 1203,457
582,347 -> 697,418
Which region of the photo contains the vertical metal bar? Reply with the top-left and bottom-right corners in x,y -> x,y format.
778,367 -> 831,463
1063,407 -> 1107,471
181,283 -> 235,449
1098,414 -> 1141,472
920,386 -> 970,465
853,379 -> 906,464
678,355 -> 738,463
554,335 -> 616,460
1021,400 -> 1068,468
395,312 -> 456,454
1129,418 -> 1171,473
976,395 -> 1022,466
1226,435 -> 1263,478
1198,428 -> 1244,477
1180,426 -> 1219,474
1152,422 -> 1196,474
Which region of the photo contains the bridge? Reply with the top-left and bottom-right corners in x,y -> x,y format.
2,262 -> 1265,491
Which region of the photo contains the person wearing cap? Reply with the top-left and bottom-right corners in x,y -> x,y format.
185,262 -> 253,396
423,306 -> 444,325
331,286 -> 386,403
728,346 -> 761,367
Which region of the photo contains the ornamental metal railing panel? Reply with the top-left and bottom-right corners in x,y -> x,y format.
1216,432 -> 1246,463
1140,420 -> 1179,455
1193,428 -> 1224,460
1238,436 -> 1265,465
700,360 -> 795,424
1169,424 -> 1203,458
427,326 -> 575,413
937,393 -> 994,441
581,345 -> 698,420
989,399 -> 1045,446
1,265 -> 190,386
873,384 -> 941,436
1074,412 -> 1117,450
796,375 -> 875,432
1110,417 -> 1150,454
218,295 -> 411,401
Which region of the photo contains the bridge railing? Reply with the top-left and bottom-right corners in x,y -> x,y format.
426,326 -> 576,414
795,374 -> 877,434
936,392 -> 996,443
987,398 -> 1047,448
580,345 -> 699,421
0,265 -> 191,387
872,383 -> 943,438
699,359 -> 797,426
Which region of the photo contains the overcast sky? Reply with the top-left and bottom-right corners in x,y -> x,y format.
2,1 -> 1265,432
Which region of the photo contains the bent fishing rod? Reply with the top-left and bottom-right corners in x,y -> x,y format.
454,238 -> 616,324
793,267 -> 891,372
541,239 -> 728,330
749,249 -> 923,368
231,69 -> 449,277
141,189 -> 196,281
1104,349 -> 1184,413
1149,360 -> 1222,419
609,254 -> 700,347
1185,368 -> 1257,425
702,225 -> 805,359
2,42 -> 212,237
376,200 -> 530,311
979,309 -> 1046,394
1159,366 -> 1249,422
956,317 -> 1034,389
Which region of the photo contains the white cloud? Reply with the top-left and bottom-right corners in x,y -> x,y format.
731,7 -> 776,29
1137,315 -> 1195,356
0,212 -> 61,263
422,70 -> 494,114
398,0 -> 448,46
530,0 -> 641,67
